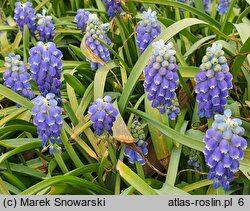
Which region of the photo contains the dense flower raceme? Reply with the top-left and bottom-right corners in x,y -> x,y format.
74,9 -> 91,34
28,41 -> 63,105
203,109 -> 247,191
217,0 -> 231,15
31,93 -> 63,155
75,12 -> 112,70
124,121 -> 148,165
143,40 -> 180,119
14,2 -> 36,35
102,0 -> 122,19
188,149 -> 202,171
195,43 -> 232,118
37,10 -> 55,42
3,53 -> 34,102
88,96 -> 118,136
136,8 -> 161,54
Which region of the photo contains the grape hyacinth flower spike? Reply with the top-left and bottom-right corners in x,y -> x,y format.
143,40 -> 180,119
217,0 -> 231,15
195,43 -> 232,118
28,41 -> 63,105
14,1 -> 36,35
88,96 -> 118,136
136,8 -> 161,54
31,93 -> 63,155
203,109 -> 247,191
74,9 -> 91,34
3,53 -> 34,104
124,121 -> 148,165
102,0 -> 122,19
75,12 -> 112,70
37,10 -> 55,42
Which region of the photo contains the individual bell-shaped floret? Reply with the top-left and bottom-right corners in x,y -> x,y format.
28,41 -> 62,105
102,0 -> 122,19
195,43 -> 232,118
136,8 -> 161,54
31,93 -> 63,155
203,109 -> 247,191
36,10 -> 55,42
14,1 -> 36,35
88,96 -> 118,136
124,121 -> 148,165
144,40 -> 180,119
3,53 -> 34,104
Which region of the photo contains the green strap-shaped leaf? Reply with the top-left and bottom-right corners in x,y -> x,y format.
0,84 -> 33,110
20,175 -> 112,195
116,160 -> 158,195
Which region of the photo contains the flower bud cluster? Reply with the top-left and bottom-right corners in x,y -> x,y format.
195,43 -> 232,118
28,41 -> 63,105
124,121 -> 148,165
88,96 -> 118,136
188,149 -> 202,171
3,53 -> 34,102
136,8 -> 161,54
102,0 -> 122,19
14,2 -> 36,35
144,40 -> 180,119
203,109 -> 247,190
36,10 -> 55,42
31,93 -> 63,155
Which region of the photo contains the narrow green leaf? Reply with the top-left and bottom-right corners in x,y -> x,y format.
182,179 -> 213,192
117,160 -> 158,195
0,138 -> 41,149
63,73 -> 86,96
0,141 -> 42,164
0,84 -> 33,110
20,175 -> 112,195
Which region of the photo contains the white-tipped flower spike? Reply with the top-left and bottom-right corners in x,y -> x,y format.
88,96 -> 118,136
3,53 -> 34,105
195,43 -> 232,118
75,11 -> 112,70
31,93 -> 63,155
203,109 -> 247,191
136,8 -> 161,54
143,40 -> 180,119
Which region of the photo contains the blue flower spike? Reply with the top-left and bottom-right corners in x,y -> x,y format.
14,1 -> 36,35
143,39 -> 180,119
3,53 -> 34,105
88,96 -> 118,136
203,109 -> 247,191
195,43 -> 233,118
136,8 -> 161,54
31,93 -> 63,155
